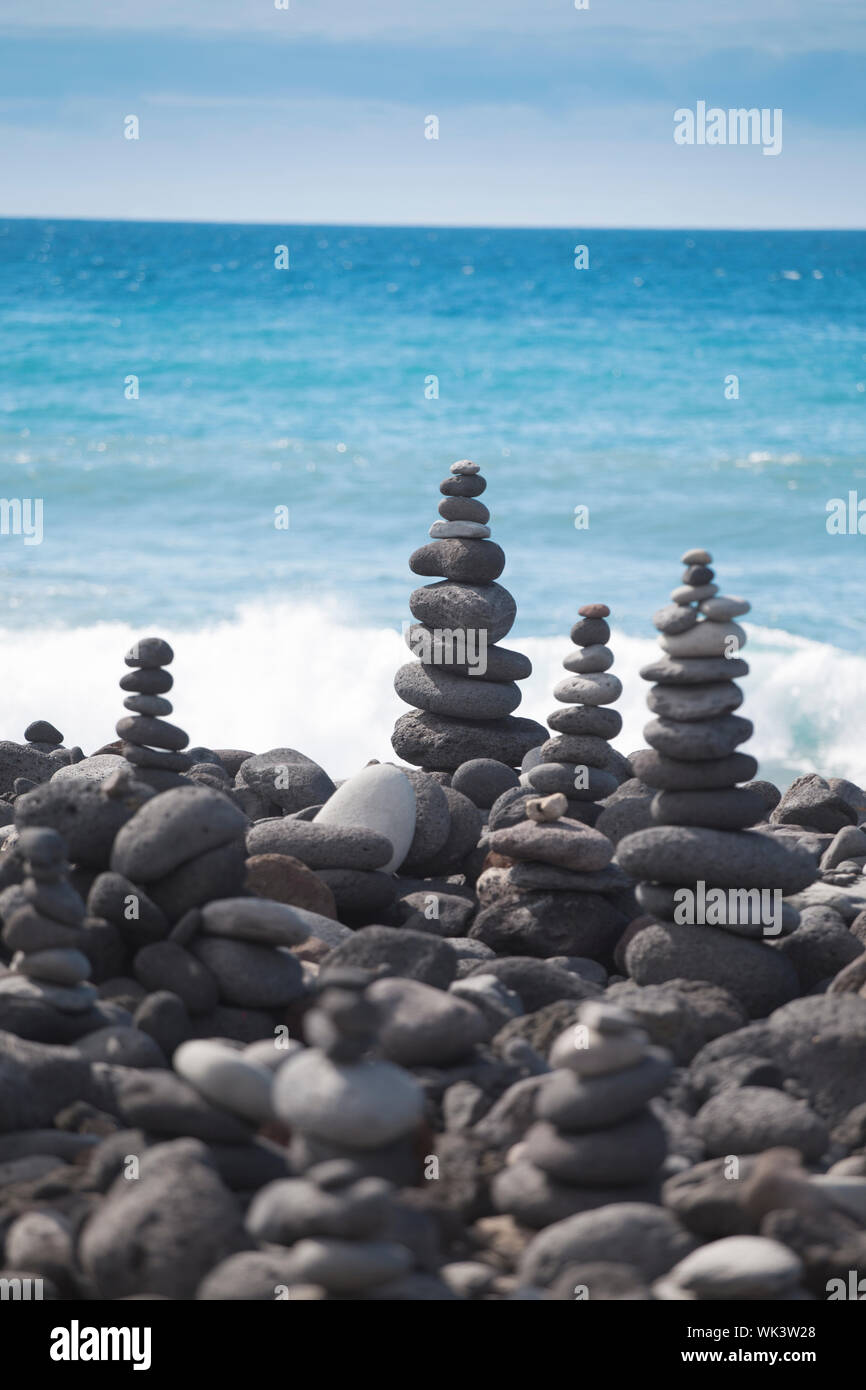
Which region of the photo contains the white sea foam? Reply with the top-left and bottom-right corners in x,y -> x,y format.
1,603 -> 862,790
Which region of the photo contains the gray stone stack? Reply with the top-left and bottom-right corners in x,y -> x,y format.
615,549 -> 816,1015
272,966 -> 425,1186
493,1001 -> 672,1228
0,827 -> 96,1016
522,601 -> 630,825
392,460 -> 546,772
470,793 -> 629,962
117,637 -> 192,790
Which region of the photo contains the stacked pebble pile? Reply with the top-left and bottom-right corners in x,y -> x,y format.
470,793 -> 629,961
272,966 -> 426,1182
116,637 -> 192,790
392,460 -> 546,772
0,828 -> 96,1019
616,549 -> 816,1013
493,1000 -> 672,1227
522,602 -> 630,824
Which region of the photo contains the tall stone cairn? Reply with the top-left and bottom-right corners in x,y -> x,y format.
392,460 -> 546,772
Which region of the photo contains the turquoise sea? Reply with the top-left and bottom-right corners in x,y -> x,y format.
1,219 -> 865,783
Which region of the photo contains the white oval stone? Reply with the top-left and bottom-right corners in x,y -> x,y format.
450,459 -> 480,474
699,595 -> 751,621
549,1023 -> 647,1076
314,763 -> 416,873
272,1050 -> 424,1147
174,1039 -> 275,1124
553,672 -> 623,707
659,1236 -> 803,1299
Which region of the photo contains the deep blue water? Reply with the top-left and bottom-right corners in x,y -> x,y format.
1,219 -> 865,645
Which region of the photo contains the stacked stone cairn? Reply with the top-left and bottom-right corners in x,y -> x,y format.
522,601 -> 631,825
616,548 -> 816,1012
392,460 -> 546,774
493,1000 -> 672,1228
470,793 -> 630,962
0,827 -> 97,1021
271,966 -> 426,1186
116,637 -> 192,790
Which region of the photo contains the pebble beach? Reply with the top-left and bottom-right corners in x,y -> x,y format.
2,456 -> 866,1306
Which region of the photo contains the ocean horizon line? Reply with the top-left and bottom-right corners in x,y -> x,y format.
2,214 -> 865,234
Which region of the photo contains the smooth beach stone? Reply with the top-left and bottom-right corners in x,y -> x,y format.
282,1238 -> 412,1293
123,743 -> 192,772
438,496 -> 489,524
0,974 -> 97,1014
646,682 -> 743,722
640,655 -> 749,687
632,882 -> 798,937
246,818 -> 392,870
548,1021 -> 647,1076
695,1086 -> 828,1161
314,762 -> 415,874
145,839 -> 248,924
13,948 -> 90,985
119,667 -> 173,695
553,673 -> 622,707
539,1049 -> 673,1131
409,538 -> 503,584
403,624 -> 531,681
518,1202 -> 697,1286
367,976 -> 489,1066
537,734 -> 613,768
450,459 -> 480,474
682,564 -> 714,586
24,720 -> 63,744
700,595 -> 751,621
524,763 -> 618,800
110,785 -> 248,883
659,621 -> 746,658
409,579 -> 516,644
191,937 -> 305,1008
124,637 -> 174,668
561,644 -> 613,674
524,1113 -> 666,1185
507,861 -> 628,892
439,473 -> 486,497
470,890 -> 623,960
49,754 -> 132,785
74,1025 -> 166,1067
272,1050 -> 424,1147
173,1040 -> 274,1124
624,922 -> 799,1018
235,748 -> 335,815
492,1160 -> 640,1229
681,548 -> 712,565
670,582 -> 718,605
405,785 -> 480,877
399,769 -> 452,865
630,748 -> 758,791
569,617 -> 610,646
428,519 -> 491,539
116,716 -> 189,752
650,787 -> 766,830
199,897 -> 314,947
451,758 -> 519,809
134,941 -> 220,1013
488,819 -> 613,871
394,662 -> 520,720
653,604 -> 699,635
1,905 -> 82,954
546,705 -> 622,738
578,603 -> 610,619
122,694 -> 173,717
245,1175 -> 392,1245
392,710 -> 546,772
644,714 -> 753,761
244,853 -> 338,919
321,925 -> 457,989
617,824 -> 815,894
316,867 -> 397,923
660,1236 -> 802,1301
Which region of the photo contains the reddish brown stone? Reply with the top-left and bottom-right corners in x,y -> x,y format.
245,853 -> 337,920
578,603 -> 610,619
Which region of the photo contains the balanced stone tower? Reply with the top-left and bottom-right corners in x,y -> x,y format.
615,548 -> 815,1016
492,1001 -> 672,1228
522,601 -> 630,824
392,460 -> 546,772
116,637 -> 192,790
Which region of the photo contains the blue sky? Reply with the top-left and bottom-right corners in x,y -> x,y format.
0,0 -> 864,226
